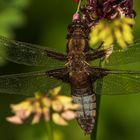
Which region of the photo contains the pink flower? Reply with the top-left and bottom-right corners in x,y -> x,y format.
6,115 -> 23,124
72,13 -> 80,21
7,87 -> 80,126
74,0 -> 80,3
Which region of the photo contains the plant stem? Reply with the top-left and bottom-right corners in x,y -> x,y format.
46,121 -> 54,140
76,0 -> 82,13
90,59 -> 105,140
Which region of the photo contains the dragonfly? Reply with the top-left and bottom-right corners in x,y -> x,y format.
0,20 -> 140,134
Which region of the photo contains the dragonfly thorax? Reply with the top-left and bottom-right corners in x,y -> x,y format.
66,21 -> 90,74
67,37 -> 89,73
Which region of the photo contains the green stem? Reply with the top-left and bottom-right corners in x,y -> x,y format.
76,0 -> 82,13
90,59 -> 105,140
46,121 -> 54,140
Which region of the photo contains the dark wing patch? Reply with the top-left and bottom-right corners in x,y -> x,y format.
0,71 -> 70,96
0,35 -> 66,67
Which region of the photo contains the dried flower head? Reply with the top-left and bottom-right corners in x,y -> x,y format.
7,87 -> 80,126
80,0 -> 135,28
89,17 -> 135,48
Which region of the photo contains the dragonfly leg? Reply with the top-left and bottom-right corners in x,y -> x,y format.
89,42 -> 104,52
46,50 -> 67,61
86,43 -> 114,62
86,49 -> 106,61
46,68 -> 69,83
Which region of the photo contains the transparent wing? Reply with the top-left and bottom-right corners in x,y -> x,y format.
104,39 -> 140,67
95,72 -> 140,95
0,36 -> 66,68
0,71 -> 70,96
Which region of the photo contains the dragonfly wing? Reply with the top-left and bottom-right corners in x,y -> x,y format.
95,71 -> 140,95
0,36 -> 66,67
104,39 -> 140,67
0,71 -> 70,96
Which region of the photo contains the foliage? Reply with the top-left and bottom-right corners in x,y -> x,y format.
0,0 -> 30,65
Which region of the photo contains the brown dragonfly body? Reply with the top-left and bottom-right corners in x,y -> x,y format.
67,21 -> 96,133
66,21 -> 97,133
63,21 -> 108,133
46,20 -> 109,134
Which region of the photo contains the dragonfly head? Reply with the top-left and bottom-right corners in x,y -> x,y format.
67,20 -> 90,53
67,20 -> 89,39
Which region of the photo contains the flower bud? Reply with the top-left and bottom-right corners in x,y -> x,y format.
74,0 -> 80,3
72,13 -> 80,21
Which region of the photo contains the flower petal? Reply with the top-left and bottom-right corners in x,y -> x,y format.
52,113 -> 68,126
64,103 -> 80,110
57,96 -> 72,105
16,109 -> 31,119
42,97 -> 51,107
52,100 -> 63,112
6,116 -> 23,124
43,108 -> 50,121
11,101 -> 31,111
61,110 -> 77,120
50,86 -> 61,96
31,113 -> 41,124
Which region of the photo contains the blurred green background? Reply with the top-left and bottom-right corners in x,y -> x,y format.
0,0 -> 140,140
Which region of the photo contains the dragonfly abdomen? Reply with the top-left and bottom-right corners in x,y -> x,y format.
72,87 -> 96,134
